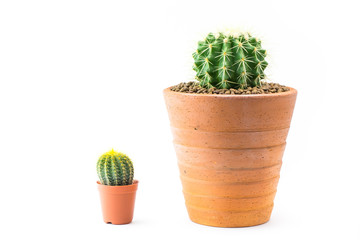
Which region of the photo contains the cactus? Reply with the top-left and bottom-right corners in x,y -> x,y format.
192,32 -> 268,89
96,149 -> 134,186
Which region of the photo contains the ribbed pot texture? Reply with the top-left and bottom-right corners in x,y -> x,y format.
97,180 -> 138,225
163,88 -> 297,227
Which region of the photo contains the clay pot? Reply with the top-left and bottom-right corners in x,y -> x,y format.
97,180 -> 138,225
163,88 -> 297,227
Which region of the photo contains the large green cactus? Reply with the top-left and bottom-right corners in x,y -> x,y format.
96,149 -> 134,186
193,32 -> 268,89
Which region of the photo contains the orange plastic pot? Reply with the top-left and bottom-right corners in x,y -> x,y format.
163,88 -> 297,227
97,180 -> 138,225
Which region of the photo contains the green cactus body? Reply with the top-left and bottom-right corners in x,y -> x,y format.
96,149 -> 134,186
193,32 -> 268,89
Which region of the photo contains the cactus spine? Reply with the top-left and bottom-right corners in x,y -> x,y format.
96,149 -> 134,186
193,32 -> 268,89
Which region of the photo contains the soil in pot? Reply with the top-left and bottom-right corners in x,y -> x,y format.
171,81 -> 290,95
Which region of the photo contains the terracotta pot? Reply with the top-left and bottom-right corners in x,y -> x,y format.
97,180 -> 138,225
163,88 -> 297,227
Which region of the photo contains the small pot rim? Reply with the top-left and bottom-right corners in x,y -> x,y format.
97,180 -> 139,188
163,86 -> 297,98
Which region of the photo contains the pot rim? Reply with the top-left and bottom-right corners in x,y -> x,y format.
163,86 -> 297,98
97,180 -> 139,188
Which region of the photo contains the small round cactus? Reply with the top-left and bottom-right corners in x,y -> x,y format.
193,32 -> 268,89
96,149 -> 134,186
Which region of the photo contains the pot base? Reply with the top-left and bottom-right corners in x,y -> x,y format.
186,204 -> 273,228
105,220 -> 132,225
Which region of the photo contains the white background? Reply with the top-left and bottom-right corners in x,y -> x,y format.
1,0 -> 359,239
